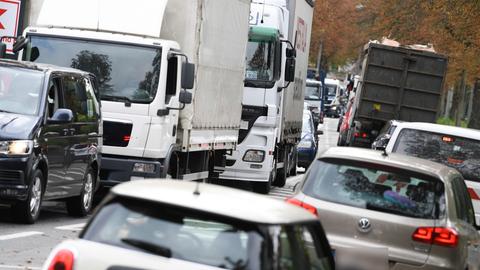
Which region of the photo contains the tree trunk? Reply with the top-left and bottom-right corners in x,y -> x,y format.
455,70 -> 467,126
468,79 -> 480,129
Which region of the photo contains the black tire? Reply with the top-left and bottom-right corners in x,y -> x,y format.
66,168 -> 95,217
289,151 -> 298,176
273,167 -> 287,187
12,169 -> 44,224
252,179 -> 271,194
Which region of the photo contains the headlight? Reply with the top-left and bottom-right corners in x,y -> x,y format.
0,140 -> 33,156
331,106 -> 337,111
133,163 -> 156,173
243,150 -> 265,163
298,140 -> 313,148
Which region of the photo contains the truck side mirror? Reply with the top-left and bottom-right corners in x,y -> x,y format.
12,36 -> 28,53
285,58 -> 295,83
286,47 -> 296,58
179,90 -> 192,104
181,62 -> 195,90
0,43 -> 6,59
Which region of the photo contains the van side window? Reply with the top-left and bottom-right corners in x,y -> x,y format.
84,77 -> 99,121
47,78 -> 62,118
63,76 -> 88,122
165,56 -> 178,104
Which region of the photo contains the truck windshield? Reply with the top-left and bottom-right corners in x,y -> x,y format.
26,35 -> 161,104
325,84 -> 337,97
245,41 -> 275,86
393,129 -> 480,182
0,66 -> 43,115
305,85 -> 321,100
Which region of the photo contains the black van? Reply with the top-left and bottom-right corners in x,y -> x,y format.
0,60 -> 101,223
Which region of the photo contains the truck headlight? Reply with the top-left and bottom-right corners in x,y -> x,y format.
133,163 -> 156,173
331,106 -> 337,111
243,150 -> 265,163
0,140 -> 33,156
298,140 -> 313,148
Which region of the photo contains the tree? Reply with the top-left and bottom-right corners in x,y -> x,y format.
71,50 -> 113,93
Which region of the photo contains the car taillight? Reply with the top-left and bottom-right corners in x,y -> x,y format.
123,135 -> 131,142
412,227 -> 458,247
354,132 -> 368,138
48,249 -> 74,270
286,198 -> 318,216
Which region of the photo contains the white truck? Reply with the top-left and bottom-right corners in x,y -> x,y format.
17,0 -> 251,184
215,0 -> 314,193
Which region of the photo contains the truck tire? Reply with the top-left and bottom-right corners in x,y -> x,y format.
12,169 -> 44,224
252,174 -> 272,194
66,168 -> 95,217
289,150 -> 298,176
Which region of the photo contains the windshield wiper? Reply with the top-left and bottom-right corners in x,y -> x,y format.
101,95 -> 132,105
121,238 -> 172,258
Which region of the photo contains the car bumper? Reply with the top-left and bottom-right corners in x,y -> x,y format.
0,156 -> 33,202
99,155 -> 164,187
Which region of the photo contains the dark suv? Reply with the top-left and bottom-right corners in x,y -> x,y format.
0,60 -> 101,223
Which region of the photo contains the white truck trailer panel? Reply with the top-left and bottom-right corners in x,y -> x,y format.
35,0 -> 250,152
161,0 -> 251,150
281,0 -> 313,142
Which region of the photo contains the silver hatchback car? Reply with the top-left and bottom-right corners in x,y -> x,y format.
289,147 -> 480,270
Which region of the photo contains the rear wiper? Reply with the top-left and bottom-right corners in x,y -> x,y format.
121,238 -> 172,258
366,203 -> 418,218
0,109 -> 13,113
101,95 -> 132,105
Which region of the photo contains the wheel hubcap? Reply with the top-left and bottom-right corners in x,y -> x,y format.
30,176 -> 41,216
83,174 -> 93,210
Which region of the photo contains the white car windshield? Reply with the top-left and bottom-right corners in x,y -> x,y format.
393,129 -> 480,182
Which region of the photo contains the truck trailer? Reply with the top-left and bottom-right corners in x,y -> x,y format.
338,42 -> 448,147
18,0 -> 251,184
215,0 -> 314,193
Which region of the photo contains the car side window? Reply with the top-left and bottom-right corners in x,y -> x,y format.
62,75 -> 89,122
83,77 -> 100,122
47,77 -> 63,118
452,177 -> 475,225
278,225 -> 332,270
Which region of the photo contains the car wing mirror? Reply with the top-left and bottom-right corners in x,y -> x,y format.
48,109 -> 74,124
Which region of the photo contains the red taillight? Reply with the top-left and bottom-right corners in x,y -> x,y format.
467,188 -> 480,200
48,249 -> 74,270
353,132 -> 368,138
286,198 -> 318,216
123,135 -> 131,142
412,227 -> 458,247
362,132 -> 368,138
354,132 -> 360,137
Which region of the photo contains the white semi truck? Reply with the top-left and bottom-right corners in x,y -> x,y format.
17,0 -> 251,184
215,0 -> 314,193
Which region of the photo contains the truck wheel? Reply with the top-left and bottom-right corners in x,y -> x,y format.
12,169 -> 43,224
66,168 -> 95,217
273,167 -> 287,187
252,173 -> 272,194
289,151 -> 298,176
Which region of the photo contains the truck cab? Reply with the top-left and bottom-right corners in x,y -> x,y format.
216,0 -> 313,194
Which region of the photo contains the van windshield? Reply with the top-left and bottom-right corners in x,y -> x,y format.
305,85 -> 321,100
0,66 -> 44,115
393,129 -> 480,182
26,35 -> 161,104
302,159 -> 445,219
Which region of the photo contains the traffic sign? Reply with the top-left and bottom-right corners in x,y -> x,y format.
0,0 -> 21,54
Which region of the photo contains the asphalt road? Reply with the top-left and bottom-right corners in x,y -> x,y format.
0,118 -> 340,270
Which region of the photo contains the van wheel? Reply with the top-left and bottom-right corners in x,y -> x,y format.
252,175 -> 272,194
66,168 -> 94,217
273,167 -> 287,187
12,169 -> 43,224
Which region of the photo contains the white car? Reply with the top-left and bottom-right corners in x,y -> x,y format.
42,180 -> 334,270
385,122 -> 480,225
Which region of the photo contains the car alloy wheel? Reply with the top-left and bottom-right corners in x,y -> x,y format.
82,173 -> 93,211
29,175 -> 42,217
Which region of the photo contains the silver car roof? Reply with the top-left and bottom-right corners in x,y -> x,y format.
111,180 -> 317,224
319,147 -> 460,182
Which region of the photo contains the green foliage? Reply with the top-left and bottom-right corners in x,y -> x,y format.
436,117 -> 468,128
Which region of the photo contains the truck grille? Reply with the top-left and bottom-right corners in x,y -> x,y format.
103,121 -> 133,147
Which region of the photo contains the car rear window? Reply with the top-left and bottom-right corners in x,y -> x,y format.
82,198 -> 265,270
302,159 -> 445,219
393,128 -> 480,182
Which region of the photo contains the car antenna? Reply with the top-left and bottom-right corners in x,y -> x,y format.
193,181 -> 201,196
